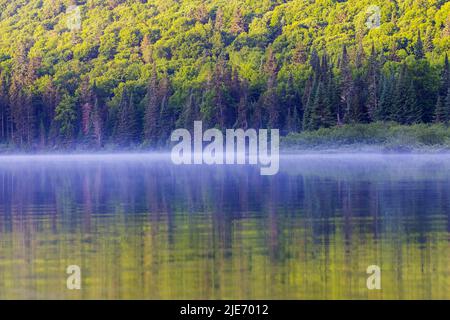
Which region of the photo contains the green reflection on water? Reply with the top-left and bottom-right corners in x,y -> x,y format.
0,155 -> 449,299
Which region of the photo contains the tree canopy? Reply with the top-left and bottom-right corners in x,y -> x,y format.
0,0 -> 449,148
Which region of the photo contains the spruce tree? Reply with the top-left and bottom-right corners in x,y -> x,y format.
144,65 -> 160,146
179,89 -> 199,132
302,77 -> 317,130
209,55 -> 233,129
116,88 -> 137,146
80,77 -> 94,141
414,31 -> 425,60
444,87 -> 450,124
305,75 -> 334,130
0,73 -> 12,142
366,44 -> 380,121
0,83 -> 5,142
264,85 -> 279,129
42,78 -> 60,144
403,80 -> 421,124
377,74 -> 395,121
283,73 -> 301,132
234,78 -> 249,130
310,48 -> 320,75
308,81 -> 322,130
339,45 -> 353,122
344,87 -> 359,124
9,43 -> 36,147
440,54 -> 450,98
320,54 -> 337,127
320,53 -> 329,82
434,96 -> 446,123
158,73 -> 173,146
286,106 -> 298,133
55,94 -> 78,144
264,48 -> 280,129
92,95 -> 103,147
393,64 -> 409,123
323,72 -> 338,127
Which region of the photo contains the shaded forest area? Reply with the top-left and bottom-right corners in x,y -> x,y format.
0,0 -> 449,149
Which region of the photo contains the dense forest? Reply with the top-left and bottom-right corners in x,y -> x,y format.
0,0 -> 449,149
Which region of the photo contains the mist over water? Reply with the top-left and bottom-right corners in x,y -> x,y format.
0,154 -> 449,299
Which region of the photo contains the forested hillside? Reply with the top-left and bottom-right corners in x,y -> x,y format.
0,0 -> 449,149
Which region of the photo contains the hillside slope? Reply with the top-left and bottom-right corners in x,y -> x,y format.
0,0 -> 449,148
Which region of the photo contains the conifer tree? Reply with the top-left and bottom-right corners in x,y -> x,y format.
284,73 -> 301,132
211,55 -> 233,128
80,77 -> 95,141
316,81 -> 335,128
55,94 -> 78,144
92,95 -> 103,147
158,73 -> 173,146
230,69 -> 240,105
308,82 -> 322,130
116,88 -> 137,146
377,74 -> 395,121
263,48 -> 280,129
403,80 -> 421,124
443,88 -> 450,122
0,74 -> 10,142
339,45 -> 353,122
9,43 -> 36,146
324,71 -> 338,127
366,44 -> 380,121
144,65 -> 160,146
446,87 -> 450,121
42,78 -> 60,144
302,76 -> 316,130
310,48 -> 320,75
439,54 -> 450,98
344,87 -> 360,124
179,89 -> 199,132
234,78 -> 249,130
393,64 -> 410,123
434,96 -> 446,123
414,31 -> 425,60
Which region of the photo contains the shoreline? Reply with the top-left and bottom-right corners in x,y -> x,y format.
2,143 -> 450,156
2,148 -> 450,158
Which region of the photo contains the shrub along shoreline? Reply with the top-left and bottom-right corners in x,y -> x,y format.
281,122 -> 450,153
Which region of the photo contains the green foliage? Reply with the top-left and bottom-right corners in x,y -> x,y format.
283,122 -> 450,150
0,0 -> 448,149
55,94 -> 77,140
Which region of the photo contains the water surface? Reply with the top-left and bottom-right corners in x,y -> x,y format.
0,154 -> 449,299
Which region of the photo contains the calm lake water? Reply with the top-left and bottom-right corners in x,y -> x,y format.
0,154 -> 449,299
